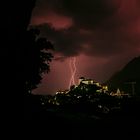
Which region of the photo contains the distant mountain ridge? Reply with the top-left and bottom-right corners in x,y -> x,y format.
106,56 -> 140,95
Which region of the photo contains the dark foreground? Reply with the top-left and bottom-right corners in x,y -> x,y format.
24,94 -> 140,137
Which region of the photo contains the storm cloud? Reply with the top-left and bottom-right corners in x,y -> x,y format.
31,0 -> 140,59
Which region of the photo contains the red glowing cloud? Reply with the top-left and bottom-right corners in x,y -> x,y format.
31,12 -> 73,30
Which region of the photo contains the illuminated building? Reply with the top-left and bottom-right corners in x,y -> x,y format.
78,77 -> 99,85
110,88 -> 129,97
56,77 -> 108,95
101,85 -> 108,93
56,90 -> 69,95
78,77 -> 109,93
102,86 -> 108,91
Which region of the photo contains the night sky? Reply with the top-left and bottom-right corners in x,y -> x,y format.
30,0 -> 140,95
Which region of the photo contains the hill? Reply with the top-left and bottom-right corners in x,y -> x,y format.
106,56 -> 140,95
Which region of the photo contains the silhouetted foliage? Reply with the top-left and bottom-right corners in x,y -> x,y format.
23,28 -> 54,94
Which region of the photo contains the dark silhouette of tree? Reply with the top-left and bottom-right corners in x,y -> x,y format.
6,1 -> 36,93
23,28 -> 54,94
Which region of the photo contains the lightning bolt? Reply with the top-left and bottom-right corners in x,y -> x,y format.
69,57 -> 77,88
69,58 -> 73,86
73,57 -> 76,84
